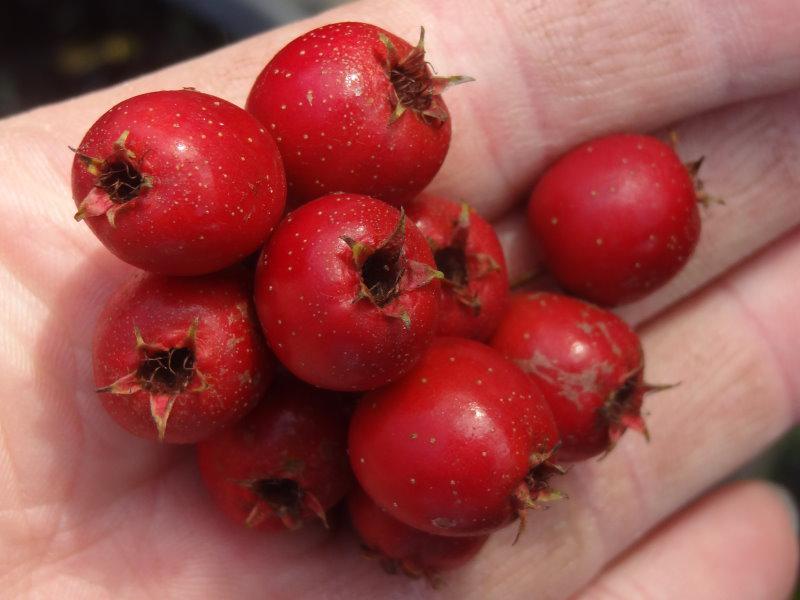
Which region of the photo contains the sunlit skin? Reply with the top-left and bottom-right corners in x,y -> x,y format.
0,0 -> 799,597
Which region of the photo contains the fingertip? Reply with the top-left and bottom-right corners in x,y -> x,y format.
761,481 -> 799,535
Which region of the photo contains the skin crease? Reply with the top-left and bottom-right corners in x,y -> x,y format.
490,292 -> 647,462
254,193 -> 441,391
349,337 -> 559,537
93,268 -> 273,443
405,194 -> 509,341
246,22 -> 454,206
197,377 -> 352,532
72,90 -> 286,275
1,0 -> 800,597
347,487 -> 489,576
527,134 -> 701,306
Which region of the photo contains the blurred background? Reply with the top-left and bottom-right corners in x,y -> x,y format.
0,0 -> 348,117
2,0 -> 797,562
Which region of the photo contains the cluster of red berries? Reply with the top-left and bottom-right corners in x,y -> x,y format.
71,21 -> 704,583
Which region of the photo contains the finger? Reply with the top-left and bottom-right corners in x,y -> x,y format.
34,174 -> 800,600
4,0 -> 800,218
497,88 -> 800,324
574,481 -> 800,600
432,219 -> 800,598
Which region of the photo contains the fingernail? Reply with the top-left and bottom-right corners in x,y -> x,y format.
771,484 -> 799,534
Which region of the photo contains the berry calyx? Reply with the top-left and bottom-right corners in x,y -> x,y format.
239,477 -> 328,530
73,131 -> 153,227
379,27 -> 473,125
93,269 -> 272,444
97,318 -> 208,441
255,193 -> 442,391
71,89 -> 286,276
343,210 -> 443,326
197,376 -> 352,531
405,195 -> 509,340
431,203 -> 501,312
603,370 -> 648,445
511,451 -> 567,543
245,22 -> 471,205
490,292 -> 669,461
349,337 -> 562,537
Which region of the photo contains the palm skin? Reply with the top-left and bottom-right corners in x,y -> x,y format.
1,0 -> 799,598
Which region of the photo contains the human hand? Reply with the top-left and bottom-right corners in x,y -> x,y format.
0,0 -> 798,597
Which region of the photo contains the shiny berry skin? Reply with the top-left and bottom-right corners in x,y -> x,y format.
349,337 -> 560,537
527,134 -> 701,305
490,292 -> 652,462
93,268 -> 272,443
348,487 -> 488,579
406,194 -> 509,340
254,193 -> 442,391
72,89 -> 286,275
246,22 -> 471,206
197,376 -> 353,531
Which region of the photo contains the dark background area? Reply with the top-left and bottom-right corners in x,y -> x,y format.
1,0 -> 797,587
1,0 -> 245,117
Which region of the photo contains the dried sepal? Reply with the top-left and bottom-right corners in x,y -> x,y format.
380,26 -> 473,126
238,478 -> 328,530
96,319 -> 204,441
149,392 -> 179,442
70,147 -> 104,176
72,129 -> 152,225
430,75 -> 475,95
75,187 -> 116,222
244,501 -> 270,529
96,371 -> 142,396
470,252 -> 501,278
302,490 -> 330,529
341,236 -> 370,266
404,259 -> 444,291
381,308 -> 412,330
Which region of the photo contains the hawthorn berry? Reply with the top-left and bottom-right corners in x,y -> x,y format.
72,89 -> 286,275
348,487 -> 488,581
490,292 -> 661,461
197,376 -> 352,531
349,337 -> 562,538
93,268 -> 272,443
246,22 -> 472,206
527,133 -> 702,305
254,193 -> 442,391
405,194 -> 508,340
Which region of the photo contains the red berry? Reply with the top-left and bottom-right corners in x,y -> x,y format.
348,487 -> 488,580
93,268 -> 272,443
197,377 -> 352,531
72,89 -> 286,275
490,292 -> 655,461
527,134 -> 702,305
349,337 -> 561,537
246,22 -> 472,206
406,194 -> 509,340
254,193 -> 442,391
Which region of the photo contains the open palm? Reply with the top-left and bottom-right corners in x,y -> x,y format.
1,0 -> 798,598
